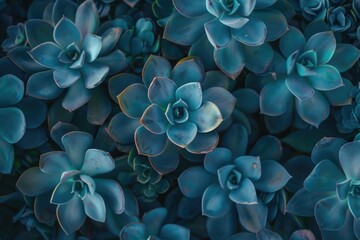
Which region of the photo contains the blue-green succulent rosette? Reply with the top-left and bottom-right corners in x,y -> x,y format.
100,16 -> 160,73
298,0 -> 329,21
117,150 -> 170,202
108,55 -> 236,174
327,5 -> 355,34
16,0 -> 127,112
259,28 -> 360,130
163,0 -> 288,79
16,131 -> 126,235
0,74 -> 26,174
1,23 -> 26,52
178,135 -> 291,239
287,137 -> 360,239
334,85 -> 360,133
120,207 -> 190,240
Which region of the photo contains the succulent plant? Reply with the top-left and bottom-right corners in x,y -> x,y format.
287,137 -> 360,239
23,0 -> 127,111
2,0 -> 360,238
178,135 -> 291,239
163,0 -> 288,78
260,28 -> 360,128
1,23 -> 26,52
16,131 -> 125,234
108,55 -> 236,173
103,16 -> 160,72
117,149 -> 170,202
335,85 -> 360,133
0,74 -> 26,174
299,0 -> 329,21
327,6 -> 353,33
120,207 -> 190,240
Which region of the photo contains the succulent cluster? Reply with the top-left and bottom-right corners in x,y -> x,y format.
2,0 -> 360,239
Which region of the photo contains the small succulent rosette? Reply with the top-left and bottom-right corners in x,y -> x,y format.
0,74 -> 26,174
287,137 -> 360,239
1,23 -> 26,52
100,16 -> 160,73
117,150 -> 170,202
335,85 -> 360,133
108,55 -> 236,174
16,131 -> 127,234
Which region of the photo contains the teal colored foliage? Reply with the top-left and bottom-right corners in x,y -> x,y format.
1,0 -> 360,239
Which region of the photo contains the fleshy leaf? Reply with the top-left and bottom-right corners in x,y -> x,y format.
120,223 -> 147,240
142,55 -> 172,87
178,166 -> 214,198
229,178 -> 257,204
135,126 -> 167,156
75,0 -> 99,36
214,39 -> 245,79
53,67 -> 81,88
140,104 -> 169,134
204,18 -> 231,49
202,87 -> 236,120
62,131 -> 93,169
295,91 -> 330,127
83,192 -> 106,222
82,149 -> 115,176
82,34 -> 102,62
306,65 -> 343,91
149,142 -> 179,174
237,202 -> 268,233
148,77 -> 177,109
164,12 -> 213,46
175,82 -> 202,110
28,42 -> 62,69
304,160 -> 345,193
160,224 -> 190,240
202,184 -> 231,218
304,31 -> 336,65
57,195 -> 86,234
232,19 -> 266,46
204,148 -> 233,174
314,195 -> 347,230
0,74 -> 24,106
25,20 -> 54,48
39,151 -> 72,174
171,58 -> 204,86
173,0 -> 207,17
27,70 -> 63,100
51,181 -> 73,205
0,108 -> 26,144
339,141 -> 360,180
327,44 -> 360,72
54,17 -> 82,48
234,156 -> 261,181
16,167 -> 60,196
107,113 -> 140,146
260,80 -> 293,116
279,27 -> 306,58
166,121 -> 197,147
0,137 -> 14,174
117,83 -> 151,119
189,102 -> 222,133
